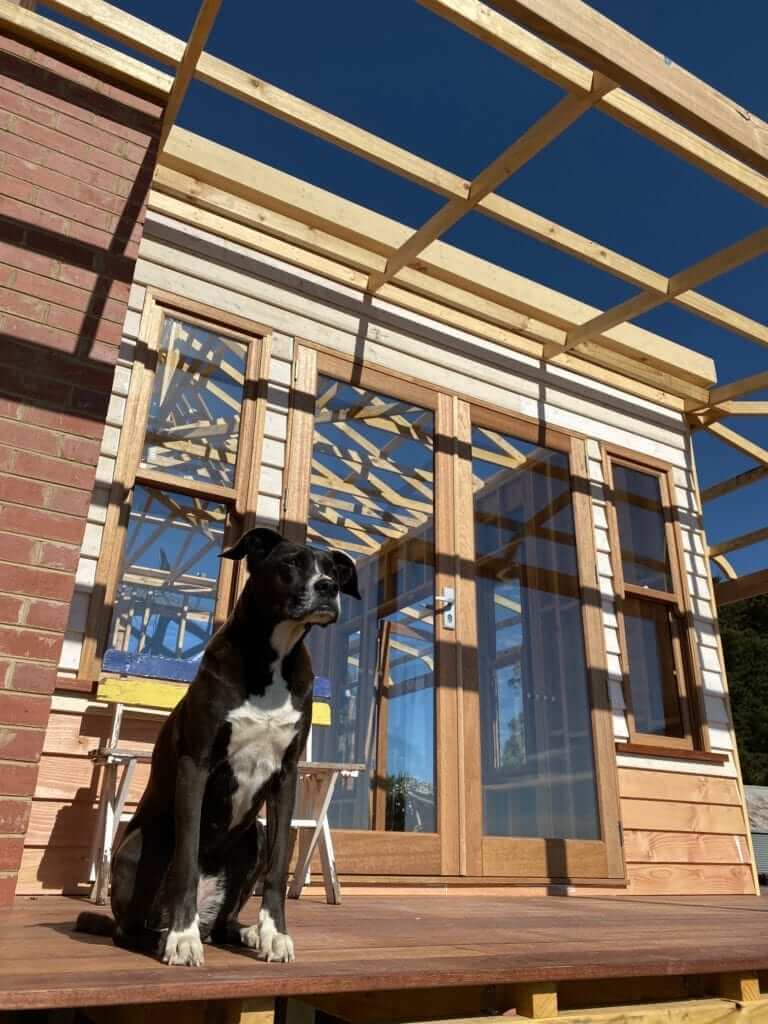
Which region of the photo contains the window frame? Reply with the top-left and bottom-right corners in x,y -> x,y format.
602,443 -> 703,752
79,289 -> 272,684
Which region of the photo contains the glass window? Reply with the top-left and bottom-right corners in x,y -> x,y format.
104,486 -> 226,678
140,316 -> 247,489
305,376 -> 436,833
612,464 -> 673,592
472,427 -> 600,841
609,457 -> 693,744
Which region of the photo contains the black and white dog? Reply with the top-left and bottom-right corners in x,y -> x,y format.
76,527 -> 359,965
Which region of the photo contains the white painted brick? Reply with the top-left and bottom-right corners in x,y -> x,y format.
95,455 -> 115,487
598,575 -> 615,599
271,332 -> 294,361
266,384 -> 289,410
58,631 -> 84,672
106,393 -> 127,428
612,711 -> 629,739
87,486 -> 110,525
705,694 -> 730,726
592,504 -> 608,530
112,365 -> 132,398
708,725 -> 734,750
270,358 -> 292,386
594,526 -> 611,553
604,627 -> 621,655
702,668 -> 725,694
259,466 -> 283,498
75,556 -> 97,589
264,410 -> 288,441
606,652 -> 623,679
587,457 -> 604,484
80,523 -> 104,559
608,679 -> 626,711
596,551 -> 613,578
585,439 -> 601,461
256,494 -> 281,522
122,309 -> 142,339
100,424 -> 121,458
66,591 -> 91,634
128,283 -> 146,311
261,438 -> 285,469
700,646 -> 722,673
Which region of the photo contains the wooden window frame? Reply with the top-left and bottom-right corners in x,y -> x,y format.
602,443 -> 705,752
78,289 -> 272,685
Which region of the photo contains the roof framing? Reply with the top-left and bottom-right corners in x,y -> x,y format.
4,0 -> 768,596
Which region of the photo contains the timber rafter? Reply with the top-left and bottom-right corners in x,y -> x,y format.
7,0 -> 767,596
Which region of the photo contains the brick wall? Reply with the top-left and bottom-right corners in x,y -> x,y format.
0,28 -> 162,904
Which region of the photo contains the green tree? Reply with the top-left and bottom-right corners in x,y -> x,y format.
719,595 -> 768,786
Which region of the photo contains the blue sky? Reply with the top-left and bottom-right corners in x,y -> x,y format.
52,1 -> 768,572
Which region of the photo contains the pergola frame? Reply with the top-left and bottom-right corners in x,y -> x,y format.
2,0 -> 767,601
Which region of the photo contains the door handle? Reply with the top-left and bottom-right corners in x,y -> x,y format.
433,587 -> 455,630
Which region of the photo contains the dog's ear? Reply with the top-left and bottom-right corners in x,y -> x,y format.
219,527 -> 284,570
329,550 -> 361,600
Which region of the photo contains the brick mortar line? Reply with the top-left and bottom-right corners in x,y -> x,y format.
1,108 -> 148,185
0,418 -> 102,462
0,446 -> 107,486
0,494 -> 92,521
0,75 -> 160,150
0,302 -> 124,351
0,144 -> 144,225
0,263 -> 128,327
0,620 -> 69,638
0,316 -> 123,367
0,556 -> 81,576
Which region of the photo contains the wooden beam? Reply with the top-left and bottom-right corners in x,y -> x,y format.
490,0 -> 768,178
700,370 -> 768,410
30,0 -> 768,360
712,554 -> 738,581
368,85 -> 612,291
0,0 -> 171,95
702,464 -> 768,504
159,129 -> 715,400
417,0 -> 768,209
709,525 -> 768,558
716,568 -> 768,606
158,0 -> 223,149
703,423 -> 768,468
551,226 -> 768,358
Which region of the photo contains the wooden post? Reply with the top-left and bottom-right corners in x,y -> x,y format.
719,973 -> 761,1003
512,981 -> 558,1019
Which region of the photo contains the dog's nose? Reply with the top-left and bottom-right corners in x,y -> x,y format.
315,577 -> 339,597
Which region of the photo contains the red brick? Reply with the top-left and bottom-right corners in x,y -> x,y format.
0,36 -> 35,61
0,627 -> 61,662
23,599 -> 69,633
0,171 -> 37,205
11,662 -> 57,696
0,596 -> 23,626
0,837 -> 25,871
1,148 -> 122,215
7,448 -> 95,490
0,563 -> 73,602
0,480 -> 90,528
37,185 -> 113,232
0,531 -> 36,565
0,126 -> 48,167
20,404 -> 106,441
0,798 -> 31,834
0,762 -> 37,797
0,874 -> 18,907
0,284 -> 50,324
37,541 -> 79,573
0,418 -> 61,458
46,147 -> 130,198
58,434 -> 101,465
0,193 -> 67,236
0,366 -> 73,412
0,242 -> 57,280
0,264 -> 91,316
0,691 -> 51,729
0,726 -> 44,762
47,306 -> 124,346
0,85 -> 58,129
0,661 -> 9,688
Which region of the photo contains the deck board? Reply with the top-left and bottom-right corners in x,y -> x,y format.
1,894 -> 768,1011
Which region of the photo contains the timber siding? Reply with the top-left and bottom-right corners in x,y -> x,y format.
0,26 -> 161,904
21,204 -> 755,897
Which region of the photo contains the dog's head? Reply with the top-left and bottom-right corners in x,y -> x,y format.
220,527 -> 360,625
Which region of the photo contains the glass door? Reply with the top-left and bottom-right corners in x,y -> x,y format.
287,352 -> 458,876
456,404 -> 623,881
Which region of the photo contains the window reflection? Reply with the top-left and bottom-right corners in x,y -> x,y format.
305,377 -> 436,833
472,428 -> 600,841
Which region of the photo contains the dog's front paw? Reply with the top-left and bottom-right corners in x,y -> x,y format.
240,909 -> 295,962
163,919 -> 204,966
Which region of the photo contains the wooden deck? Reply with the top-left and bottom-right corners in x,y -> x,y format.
2,893 -> 768,1014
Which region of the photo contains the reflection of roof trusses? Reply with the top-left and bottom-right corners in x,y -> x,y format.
7,0 -> 768,598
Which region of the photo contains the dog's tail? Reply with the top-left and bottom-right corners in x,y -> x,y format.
74,911 -> 116,937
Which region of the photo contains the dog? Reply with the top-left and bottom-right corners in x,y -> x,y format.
76,527 -> 360,965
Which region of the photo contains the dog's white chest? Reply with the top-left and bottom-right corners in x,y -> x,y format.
226,670 -> 301,829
